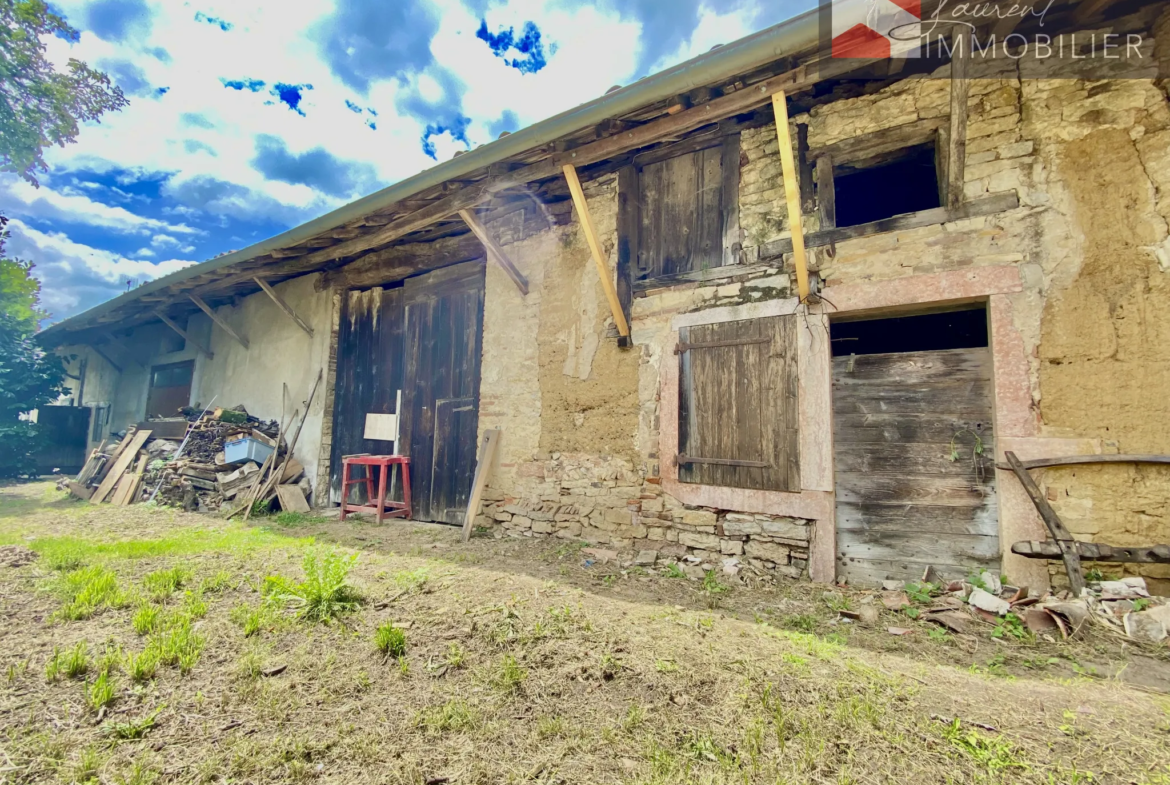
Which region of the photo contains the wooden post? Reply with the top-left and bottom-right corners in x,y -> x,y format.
563,164 -> 631,338
947,30 -> 970,210
189,294 -> 249,349
462,428 -> 500,542
770,91 -> 811,302
253,277 -> 314,337
155,311 -> 213,359
1004,451 -> 1087,596
457,209 -> 529,295
816,156 -> 836,230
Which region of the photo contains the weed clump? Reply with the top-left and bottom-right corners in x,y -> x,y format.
57,566 -> 130,620
490,654 -> 527,694
374,622 -> 407,659
85,671 -> 116,712
264,550 -> 361,622
415,699 -> 475,734
143,566 -> 190,601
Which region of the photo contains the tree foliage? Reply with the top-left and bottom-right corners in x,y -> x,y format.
0,216 -> 65,477
0,0 -> 128,186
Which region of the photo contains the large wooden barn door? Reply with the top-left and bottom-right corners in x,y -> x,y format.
329,287 -> 407,503
401,262 -> 485,524
833,346 -> 998,585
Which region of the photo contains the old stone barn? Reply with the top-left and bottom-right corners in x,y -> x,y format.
42,0 -> 1170,593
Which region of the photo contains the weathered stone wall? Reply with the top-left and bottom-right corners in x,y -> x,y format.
469,39 -> 1170,590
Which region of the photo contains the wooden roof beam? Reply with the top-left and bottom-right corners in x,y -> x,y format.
156,310 -> 213,359
458,209 -> 529,295
253,277 -> 314,337
295,56 -> 867,268
189,294 -> 249,350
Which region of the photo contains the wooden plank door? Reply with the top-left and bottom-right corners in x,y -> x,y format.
145,361 -> 194,418
833,347 -> 998,585
401,262 -> 485,523
328,287 -> 407,502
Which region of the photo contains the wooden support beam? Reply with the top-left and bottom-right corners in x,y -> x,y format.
188,294 -> 249,350
457,209 -> 529,295
101,332 -> 144,368
770,91 -> 810,302
253,277 -> 314,337
90,343 -> 123,373
1004,451 -> 1086,596
563,164 -> 630,339
947,34 -> 970,210
615,166 -> 638,348
293,57 -> 868,267
816,155 -> 836,231
155,311 -> 213,359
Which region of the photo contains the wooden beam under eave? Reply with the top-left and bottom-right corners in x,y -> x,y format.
188,294 -> 249,350
156,311 -> 213,359
457,209 -> 529,295
562,164 -> 630,339
293,57 -> 870,268
253,277 -> 314,337
101,331 -> 144,368
947,33 -> 971,211
770,91 -> 811,302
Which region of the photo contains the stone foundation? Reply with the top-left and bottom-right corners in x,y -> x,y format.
474,453 -> 810,579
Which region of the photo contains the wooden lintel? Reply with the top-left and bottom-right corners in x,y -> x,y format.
457,209 -> 529,295
563,164 -> 630,339
947,33 -> 970,211
155,311 -> 213,359
771,91 -> 810,302
253,277 -> 314,337
759,191 -> 1019,260
188,294 -> 249,350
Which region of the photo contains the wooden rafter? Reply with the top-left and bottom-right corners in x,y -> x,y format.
101,331 -> 143,368
457,209 -> 529,295
253,277 -> 314,337
563,164 -> 630,339
156,311 -> 213,359
288,57 -> 867,268
188,294 -> 249,349
770,91 -> 811,302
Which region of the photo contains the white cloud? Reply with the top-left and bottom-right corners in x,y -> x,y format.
6,219 -> 196,319
2,176 -> 199,236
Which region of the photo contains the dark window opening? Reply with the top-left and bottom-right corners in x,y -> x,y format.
831,308 -> 988,357
834,143 -> 941,228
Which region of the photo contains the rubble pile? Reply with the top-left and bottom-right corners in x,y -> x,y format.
837,569 -> 1170,645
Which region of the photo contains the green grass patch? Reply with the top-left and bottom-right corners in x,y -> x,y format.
85,671 -> 116,712
415,699 -> 476,734
374,622 -> 407,659
56,566 -> 132,620
143,566 -> 191,600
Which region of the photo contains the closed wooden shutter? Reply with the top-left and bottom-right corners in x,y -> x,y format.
634,134 -> 740,281
677,315 -> 799,491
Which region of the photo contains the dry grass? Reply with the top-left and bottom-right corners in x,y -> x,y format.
1,480 -> 1169,784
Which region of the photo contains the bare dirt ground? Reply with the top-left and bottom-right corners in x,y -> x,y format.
2,480 -> 1169,785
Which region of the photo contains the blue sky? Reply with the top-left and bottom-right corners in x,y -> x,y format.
3,0 -> 811,323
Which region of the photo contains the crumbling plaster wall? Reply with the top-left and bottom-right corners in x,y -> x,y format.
467,44 -> 1170,588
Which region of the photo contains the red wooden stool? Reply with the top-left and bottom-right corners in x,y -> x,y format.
340,455 -> 411,523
